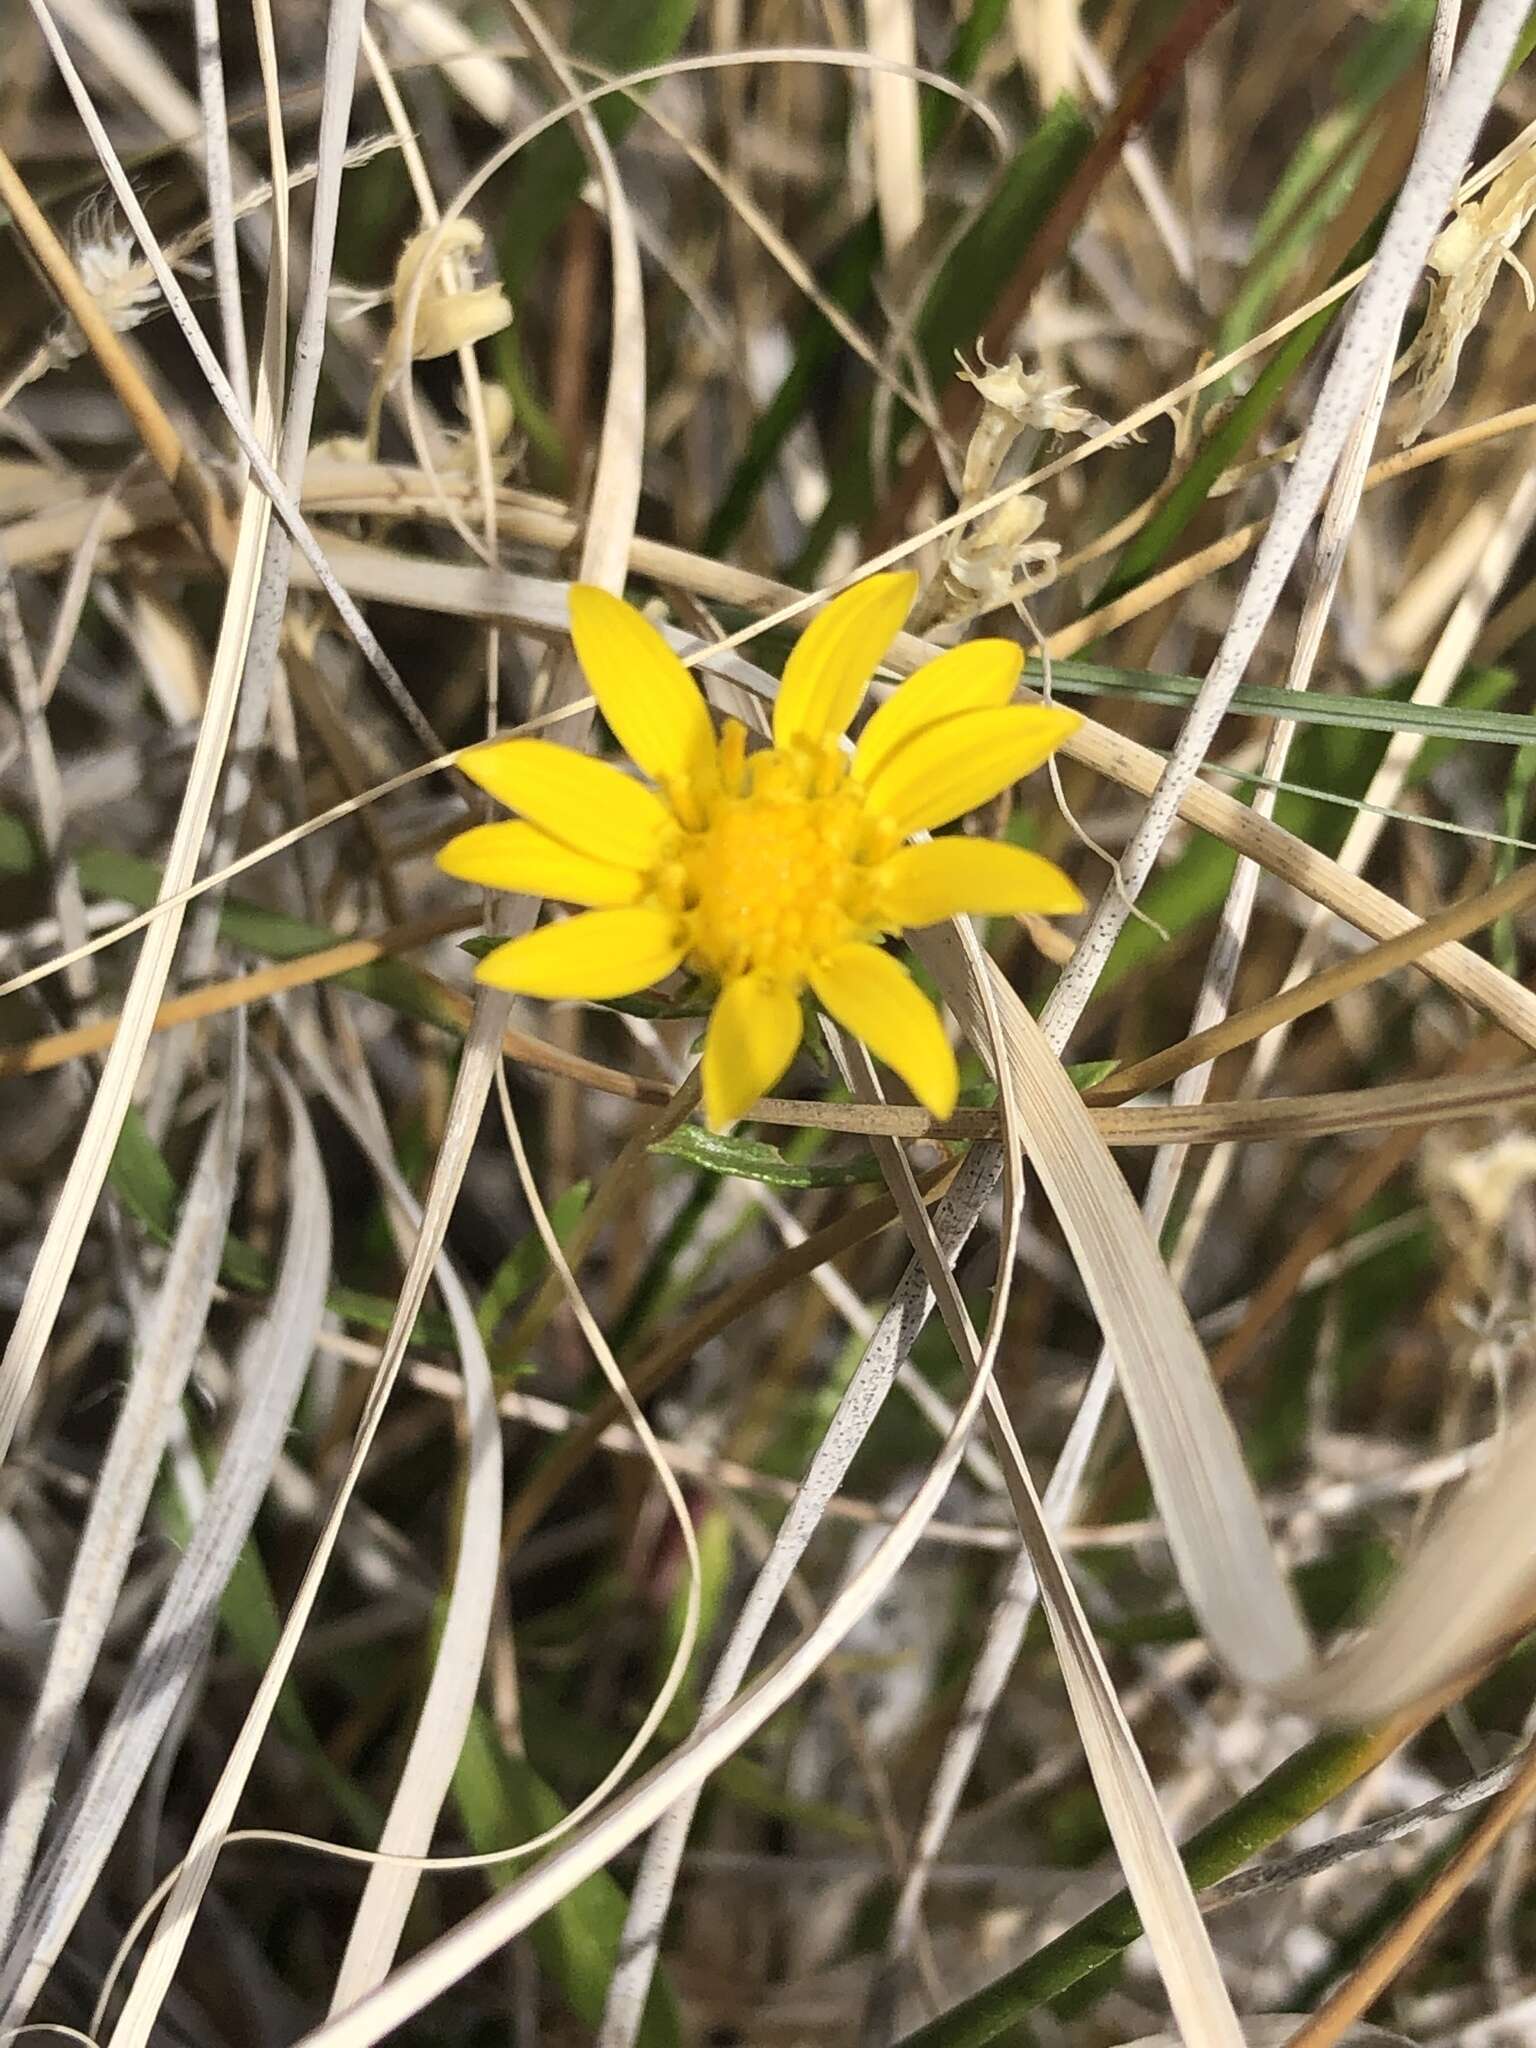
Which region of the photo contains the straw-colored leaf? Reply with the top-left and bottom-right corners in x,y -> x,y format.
0,1056 -> 329,2029
0,1022 -> 246,1948
326,1091 -> 504,2005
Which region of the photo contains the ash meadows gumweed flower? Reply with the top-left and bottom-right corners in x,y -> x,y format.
438,574 -> 1084,1131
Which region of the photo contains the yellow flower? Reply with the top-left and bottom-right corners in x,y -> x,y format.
439,575 -> 1083,1130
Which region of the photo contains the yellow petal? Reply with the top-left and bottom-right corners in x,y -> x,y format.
878,837 -> 1084,927
809,943 -> 957,1120
568,585 -> 716,788
852,639 -> 1022,786
474,908 -> 685,999
772,571 -> 919,748
437,821 -> 642,906
702,974 -> 804,1130
455,738 -> 670,869
863,704 -> 1080,837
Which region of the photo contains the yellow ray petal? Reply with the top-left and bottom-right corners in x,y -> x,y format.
878,837 -> 1084,926
701,974 -> 804,1130
852,639 -> 1022,786
809,943 -> 957,1120
863,704 -> 1080,837
568,585 -> 717,789
437,820 -> 642,906
474,908 -> 686,1000
772,571 -> 919,749
455,737 -> 670,869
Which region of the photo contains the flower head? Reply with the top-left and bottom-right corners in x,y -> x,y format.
439,576 -> 1083,1130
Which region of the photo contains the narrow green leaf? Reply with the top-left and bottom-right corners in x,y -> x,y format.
1094,297 -> 1336,607
916,96 -> 1096,384
1216,0 -> 1434,355
477,1181 -> 590,1340
704,0 -> 1014,554
652,1125 -> 885,1188
1042,658 -> 1536,745
452,1711 -> 681,2048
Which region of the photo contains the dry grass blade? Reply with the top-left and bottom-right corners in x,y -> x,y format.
0,393 -> 274,1474
0,544 -> 91,1006
1281,1747 -> 1536,2048
941,933 -> 1316,1686
864,924 -> 1245,2048
314,1050 -> 501,2003
1094,858 -> 1536,1105
91,1057 -> 333,2048
0,1020 -> 245,1947
25,0 -> 443,756
863,0 -> 922,259
587,1142 -> 1007,2042
1048,0 -> 1533,1027
286,1263 -> 1012,2048
953,947 -> 1536,1728
0,1056 -> 329,2029
188,0 -> 248,417
0,909 -> 468,1077
170,0 -> 358,1027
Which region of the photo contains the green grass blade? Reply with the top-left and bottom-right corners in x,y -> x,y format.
1042,657 -> 1536,744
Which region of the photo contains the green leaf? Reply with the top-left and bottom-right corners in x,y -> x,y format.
110,1107 -> 459,1346
68,840 -> 462,1030
1065,1059 -> 1119,1092
1215,0 -> 1434,357
477,1181 -> 590,1341
794,98 -> 1095,575
492,0 -> 700,463
453,1711 -> 681,2048
1494,742 -> 1536,973
916,96 -> 1096,385
597,987 -> 716,1020
652,1125 -> 886,1189
655,1502 -> 735,1728
1041,658 -> 1536,745
703,0 -> 1013,554
1094,296 -> 1337,607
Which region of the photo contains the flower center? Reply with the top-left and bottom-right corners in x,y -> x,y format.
662,740 -> 887,983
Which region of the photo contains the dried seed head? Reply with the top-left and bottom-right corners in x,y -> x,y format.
955,345 -> 1110,499
1396,147 -> 1536,446
456,380 -> 515,451
387,218 -> 513,365
927,494 -> 1060,626
919,346 -> 1125,625
40,210 -> 186,374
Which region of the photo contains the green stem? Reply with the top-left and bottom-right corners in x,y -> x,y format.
895,1724 -> 1401,2048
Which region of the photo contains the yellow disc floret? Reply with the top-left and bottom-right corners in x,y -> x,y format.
658,728 -> 885,983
